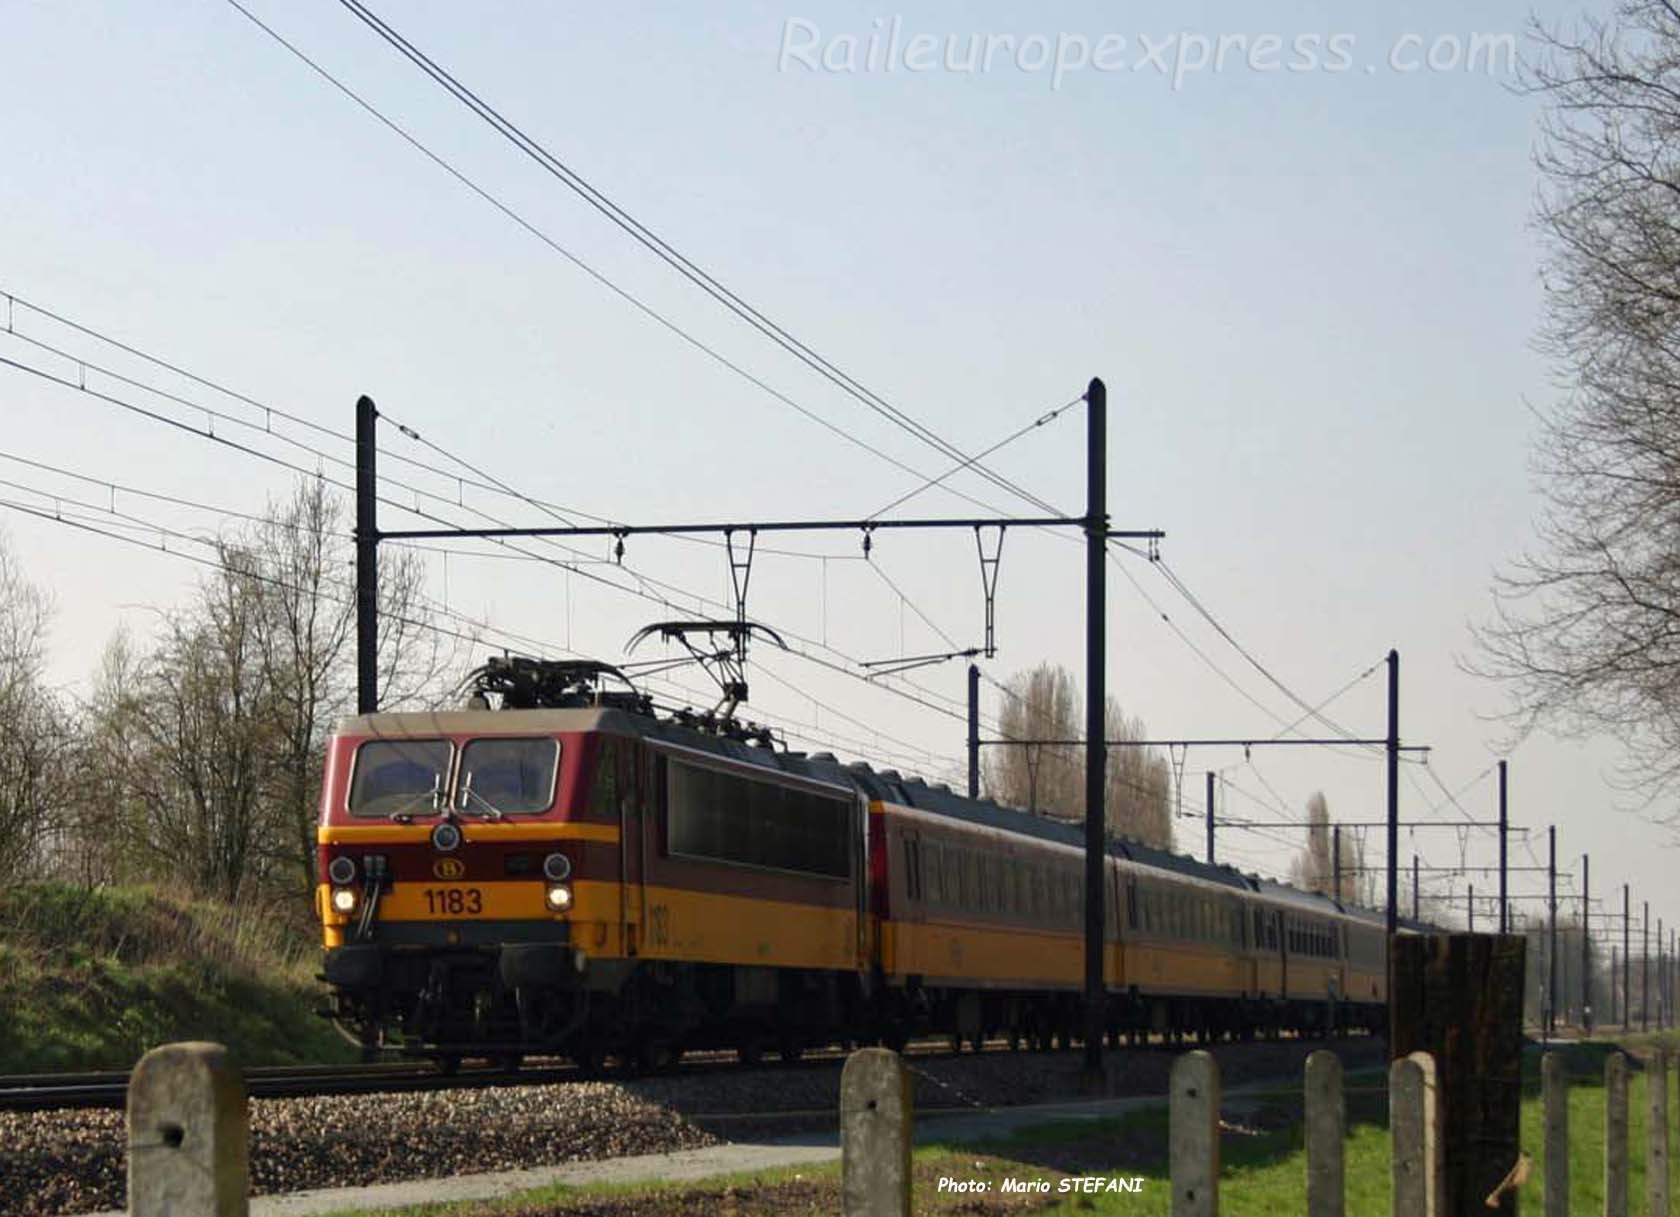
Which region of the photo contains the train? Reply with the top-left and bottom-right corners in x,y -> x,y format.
315,658 -> 1393,1069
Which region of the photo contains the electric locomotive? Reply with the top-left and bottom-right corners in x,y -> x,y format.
316,657 -> 1389,1068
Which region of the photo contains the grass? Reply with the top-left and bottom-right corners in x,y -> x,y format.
312,1035 -> 1680,1216
0,881 -> 353,1072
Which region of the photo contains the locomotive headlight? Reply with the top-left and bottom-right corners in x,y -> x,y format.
545,883 -> 573,912
327,855 -> 357,885
542,851 -> 572,882
431,822 -> 463,853
330,887 -> 358,914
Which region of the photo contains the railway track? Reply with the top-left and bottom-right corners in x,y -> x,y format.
1,1028 -> 1330,1113
0,1041 -> 917,1112
0,1060 -> 582,1112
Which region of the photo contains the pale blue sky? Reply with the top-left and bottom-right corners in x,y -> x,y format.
1,1 -> 1659,942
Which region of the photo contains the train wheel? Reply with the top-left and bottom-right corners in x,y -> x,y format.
970,1031 -> 985,1054
949,1032 -> 963,1054
736,1036 -> 765,1067
632,1037 -> 678,1075
498,1053 -> 523,1073
1007,1027 -> 1021,1051
777,1036 -> 804,1064
573,1041 -> 605,1077
437,1054 -> 462,1077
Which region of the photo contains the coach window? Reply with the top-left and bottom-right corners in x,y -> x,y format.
349,738 -> 452,817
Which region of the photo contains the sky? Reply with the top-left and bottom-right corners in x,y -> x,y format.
1,1 -> 1668,953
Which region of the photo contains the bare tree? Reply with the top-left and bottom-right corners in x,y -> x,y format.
58,630 -> 150,888
1475,3 -> 1680,801
1285,791 -> 1366,900
986,663 -> 1080,816
246,479 -> 458,891
0,531 -> 67,880
1105,700 -> 1173,848
984,662 -> 1173,848
1290,792 -> 1334,895
67,478 -> 466,903
127,555 -> 274,903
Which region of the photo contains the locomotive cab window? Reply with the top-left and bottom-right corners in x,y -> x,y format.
457,737 -> 559,815
348,739 -> 452,817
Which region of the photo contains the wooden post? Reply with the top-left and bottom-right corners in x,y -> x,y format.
1543,1052 -> 1568,1217
1389,933 -> 1526,1213
127,1042 -> 248,1217
1305,1050 -> 1344,1217
1170,1050 -> 1219,1216
1605,1052 -> 1628,1217
840,1048 -> 912,1217
1651,1047 -> 1670,1217
1391,1051 -> 1442,1217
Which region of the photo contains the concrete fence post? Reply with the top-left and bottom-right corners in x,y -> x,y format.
1542,1052 -> 1567,1217
1605,1052 -> 1628,1217
126,1042 -> 248,1217
1169,1049 -> 1219,1216
1304,1050 -> 1344,1217
1391,1051 -> 1442,1217
1651,1047 -> 1670,1217
840,1048 -> 912,1217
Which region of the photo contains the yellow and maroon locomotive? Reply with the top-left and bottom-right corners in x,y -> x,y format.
317,658 -> 1389,1067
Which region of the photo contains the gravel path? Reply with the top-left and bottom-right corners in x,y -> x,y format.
0,1037 -> 1383,1217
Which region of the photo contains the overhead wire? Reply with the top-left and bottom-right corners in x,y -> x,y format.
0,293 -> 859,563
1153,557 -> 1370,746
219,0 -> 1046,523
866,396 -> 1082,520
0,487 -> 952,775
327,0 -> 1065,518
1104,546 -> 1381,760
0,334 -> 997,734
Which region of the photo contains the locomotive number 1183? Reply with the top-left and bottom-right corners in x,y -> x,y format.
423,888 -> 484,916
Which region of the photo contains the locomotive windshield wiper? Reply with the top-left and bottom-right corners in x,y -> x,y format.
387,773 -> 444,823
454,771 -> 504,821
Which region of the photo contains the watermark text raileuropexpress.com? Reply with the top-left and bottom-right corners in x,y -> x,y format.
777,19 -> 1518,91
